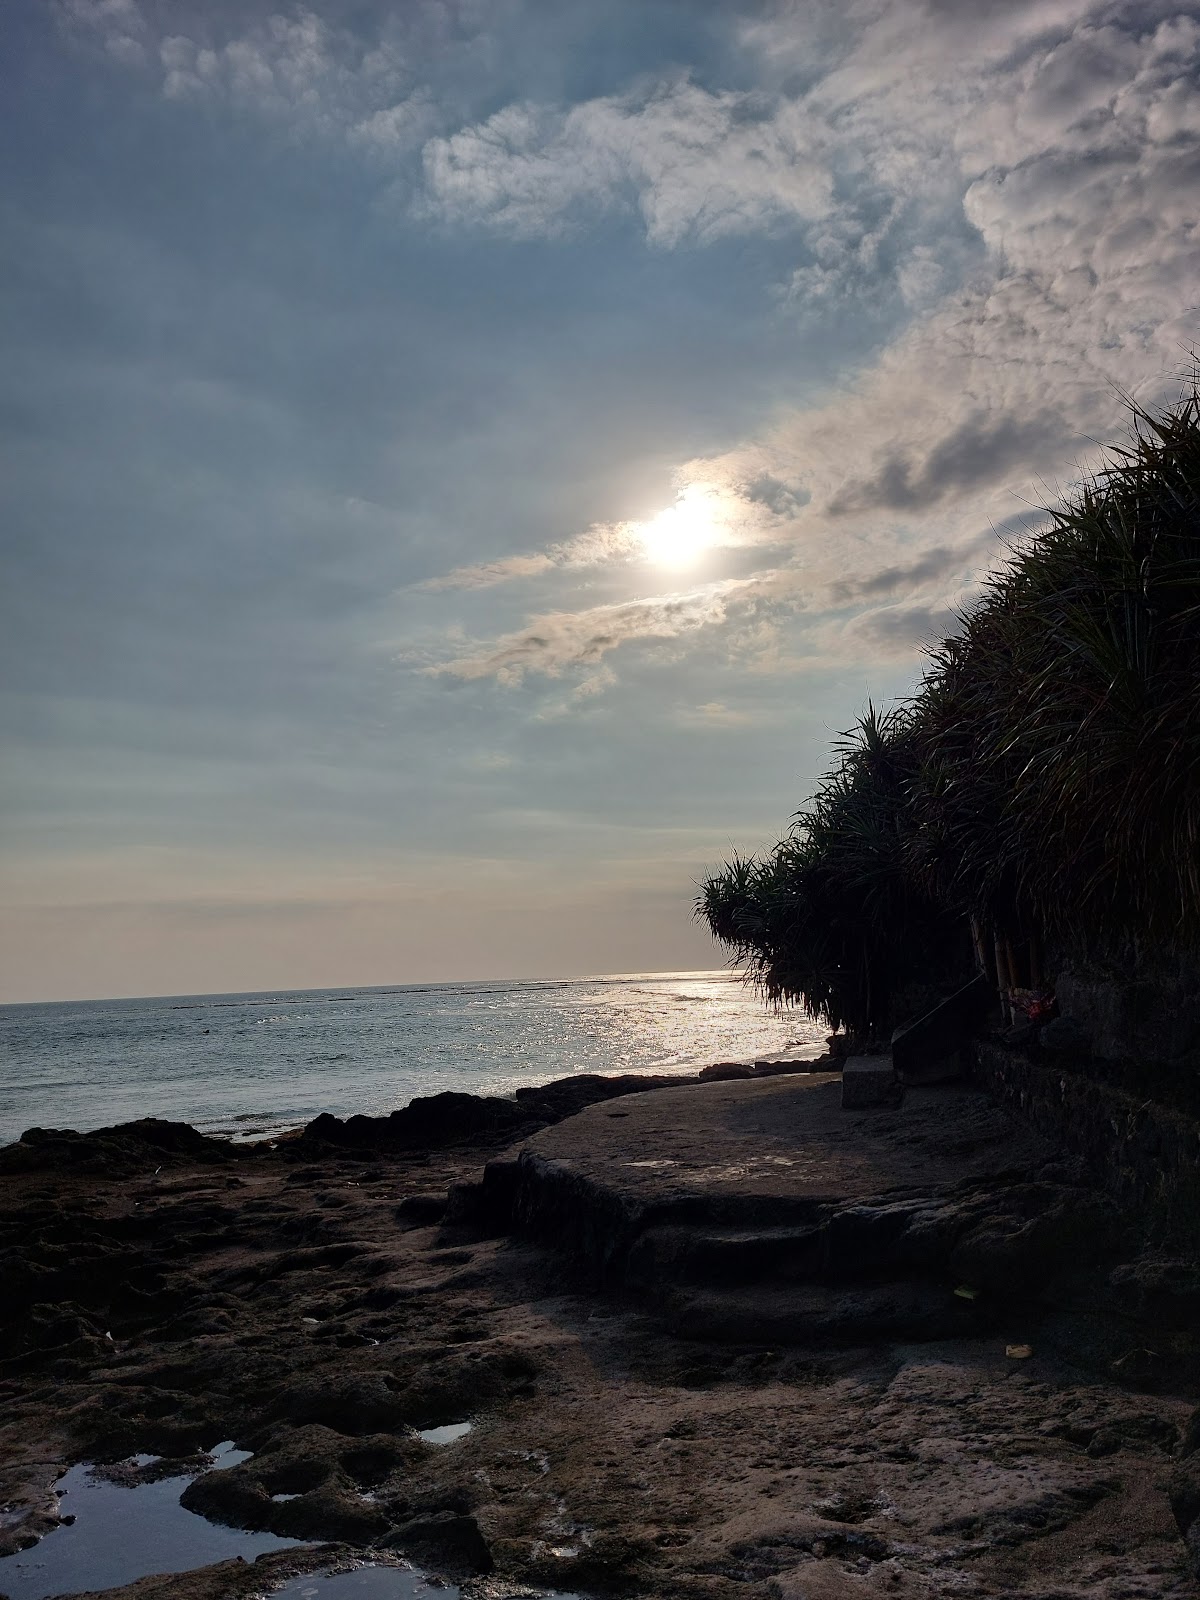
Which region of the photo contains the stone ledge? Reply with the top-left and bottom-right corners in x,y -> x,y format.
841,1057 -> 897,1109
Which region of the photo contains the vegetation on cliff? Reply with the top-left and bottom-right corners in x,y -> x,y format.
700,386 -> 1200,1037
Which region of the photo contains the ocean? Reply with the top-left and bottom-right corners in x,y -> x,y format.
0,970 -> 825,1147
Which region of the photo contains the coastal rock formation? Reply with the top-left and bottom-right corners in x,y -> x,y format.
1,1071 -> 1197,1598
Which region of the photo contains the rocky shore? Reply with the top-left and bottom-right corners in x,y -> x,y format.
3,1063 -> 1200,1599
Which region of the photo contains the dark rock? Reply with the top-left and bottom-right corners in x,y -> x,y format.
949,1188 -> 1119,1295
1181,1405 -> 1200,1459
699,1062 -> 753,1081
268,1374 -> 409,1434
662,1280 -> 984,1345
381,1509 -> 492,1575
1040,1016 -> 1093,1056
752,1056 -> 835,1076
1108,1259 -> 1200,1329
394,1193 -> 447,1225
301,1072 -> 684,1153
1003,1021 -> 1043,1050
1056,959 -> 1200,1065
0,1120 -> 233,1176
180,1463 -> 273,1527
1168,1459 -> 1200,1538
267,1483 -> 390,1542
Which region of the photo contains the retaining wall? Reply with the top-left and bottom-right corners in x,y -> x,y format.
972,1041 -> 1200,1248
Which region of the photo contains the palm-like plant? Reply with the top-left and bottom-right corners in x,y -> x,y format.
910,388 -> 1200,948
698,706 -> 964,1036
700,385 -> 1200,1034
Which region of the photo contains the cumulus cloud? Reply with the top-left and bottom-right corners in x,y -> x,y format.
60,0 -> 1200,694
57,1 -> 433,143
420,78 -> 835,244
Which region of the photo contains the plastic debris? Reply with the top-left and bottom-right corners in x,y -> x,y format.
1005,1343 -> 1034,1359
953,1286 -> 980,1301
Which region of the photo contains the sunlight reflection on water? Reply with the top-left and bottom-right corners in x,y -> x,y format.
0,971 -> 825,1144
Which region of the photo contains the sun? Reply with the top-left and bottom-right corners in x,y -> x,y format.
638,487 -> 717,568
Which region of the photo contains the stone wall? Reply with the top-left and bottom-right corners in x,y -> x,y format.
1053,952 -> 1200,1065
972,1041 -> 1200,1249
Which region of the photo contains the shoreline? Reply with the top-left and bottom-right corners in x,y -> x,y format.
0,972 -> 825,1152
2,1060 -> 1199,1598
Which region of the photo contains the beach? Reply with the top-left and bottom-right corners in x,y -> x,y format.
2,1059 -> 1198,1599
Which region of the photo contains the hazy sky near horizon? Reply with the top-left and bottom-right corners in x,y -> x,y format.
2,0 -> 1199,1001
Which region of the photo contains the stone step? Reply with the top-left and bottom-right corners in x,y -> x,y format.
624,1223 -> 825,1287
620,1194 -> 994,1289
658,1279 -> 990,1346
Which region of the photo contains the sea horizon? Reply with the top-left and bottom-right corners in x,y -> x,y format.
0,966 -> 743,1011
0,969 -> 825,1147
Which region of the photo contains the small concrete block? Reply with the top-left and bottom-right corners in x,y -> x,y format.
841,1057 -> 896,1109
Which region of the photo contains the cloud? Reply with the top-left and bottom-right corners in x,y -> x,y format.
429,578 -> 759,683
424,481 -> 785,592
53,0 -> 1200,699
57,1 -> 432,142
420,78 -> 835,245
740,472 -> 811,516
678,4 -> 1200,571
826,532 -> 995,603
827,411 -> 1067,515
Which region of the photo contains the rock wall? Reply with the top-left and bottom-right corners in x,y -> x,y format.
972,1041 -> 1200,1249
1054,952 -> 1200,1065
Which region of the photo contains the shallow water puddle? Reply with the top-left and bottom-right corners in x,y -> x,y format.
416,1422 -> 472,1445
269,1567 -> 582,1599
268,1566 -> 448,1598
0,1442 -> 304,1600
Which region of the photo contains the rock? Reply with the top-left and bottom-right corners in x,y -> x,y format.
1040,1016 -> 1093,1056
841,1058 -> 899,1109
267,1482 -> 390,1542
1181,1405 -> 1200,1458
1108,1258 -> 1200,1329
662,1280 -> 983,1345
267,1374 -> 409,1434
699,1062 -> 753,1081
301,1073 -> 684,1152
0,1119 -> 234,1175
1085,1414 -> 1178,1456
394,1193 -> 447,1225
753,1058 -> 834,1076
381,1509 -> 493,1575
1003,1021 -> 1043,1050
948,1187 -> 1119,1294
180,1463 -> 273,1528
1168,1459 -> 1200,1538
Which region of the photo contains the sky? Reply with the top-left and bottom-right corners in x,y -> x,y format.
1,0 -> 1198,1002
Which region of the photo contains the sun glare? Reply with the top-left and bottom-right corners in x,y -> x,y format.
638,487 -> 718,568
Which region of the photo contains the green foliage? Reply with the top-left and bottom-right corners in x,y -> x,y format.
699,386 -> 1200,1032
910,387 -> 1200,945
698,704 -> 963,1036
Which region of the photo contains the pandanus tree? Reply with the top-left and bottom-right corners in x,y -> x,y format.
700,384 -> 1200,1037
908,387 -> 1200,962
698,705 -> 964,1038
